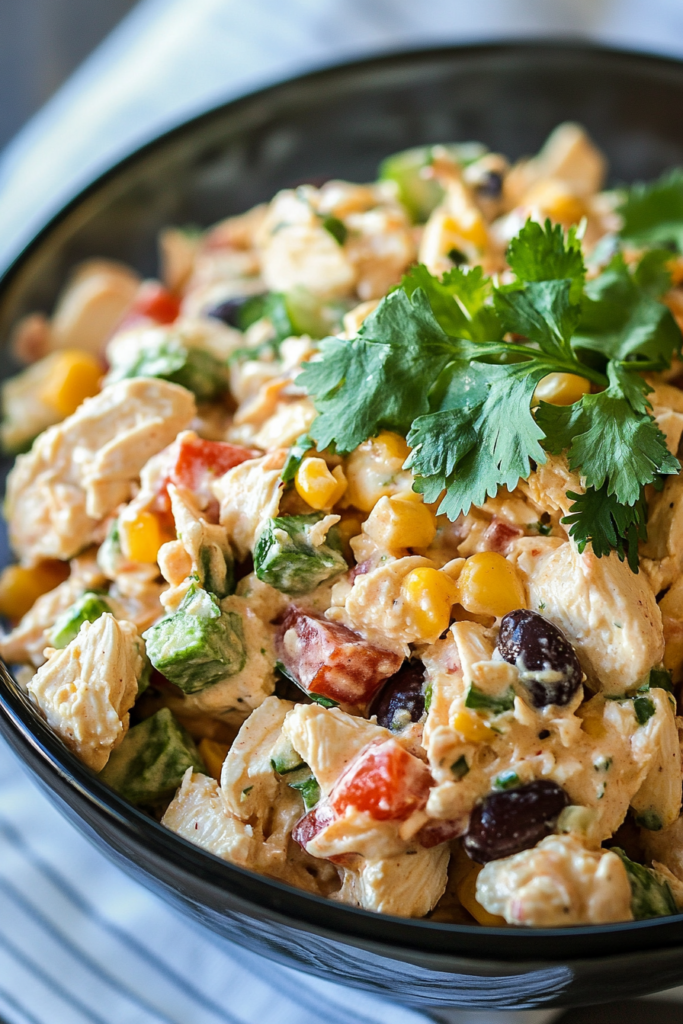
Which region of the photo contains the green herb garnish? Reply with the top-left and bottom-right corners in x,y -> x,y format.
322,215 -> 348,245
647,667 -> 674,692
451,755 -> 470,779
281,434 -> 315,483
633,695 -> 656,726
298,217 -> 682,572
465,684 -> 515,715
493,769 -> 521,790
618,169 -> 683,251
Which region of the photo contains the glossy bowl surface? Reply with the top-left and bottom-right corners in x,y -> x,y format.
2,42 -> 683,1010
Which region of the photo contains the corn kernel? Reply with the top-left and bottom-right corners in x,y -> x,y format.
0,561 -> 69,622
401,567 -> 458,640
457,865 -> 506,927
120,510 -> 166,564
365,495 -> 437,550
37,349 -> 102,417
533,372 -> 591,407
450,708 -> 495,743
456,552 -> 527,620
295,457 -> 346,510
375,431 -> 411,462
443,210 -> 488,251
198,738 -> 230,781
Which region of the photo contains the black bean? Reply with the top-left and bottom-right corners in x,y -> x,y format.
476,170 -> 503,198
369,660 -> 425,731
464,779 -> 570,863
497,609 -> 582,708
207,297 -> 250,328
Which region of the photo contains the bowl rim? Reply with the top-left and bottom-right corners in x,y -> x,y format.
2,38 -> 683,960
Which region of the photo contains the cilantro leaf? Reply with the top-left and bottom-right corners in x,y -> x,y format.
618,169 -> 683,250
506,218 -> 585,299
573,254 -> 681,368
538,362 -> 678,506
407,360 -> 547,518
300,210 -> 682,573
633,248 -> 674,298
400,264 -> 503,341
494,279 -> 580,361
298,288 -> 456,452
561,484 -> 648,573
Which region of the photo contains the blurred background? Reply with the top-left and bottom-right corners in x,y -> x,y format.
0,1 -> 137,150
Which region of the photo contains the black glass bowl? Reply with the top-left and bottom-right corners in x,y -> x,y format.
1,42 -> 683,1012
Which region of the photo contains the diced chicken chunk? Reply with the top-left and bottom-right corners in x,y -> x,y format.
49,260 -> 140,356
257,188 -> 356,299
165,699 -> 337,893
164,483 -> 232,592
521,453 -> 580,520
276,607 -> 402,706
288,705 -> 438,864
6,378 -> 195,565
659,575 -> 683,682
526,542 -> 663,695
629,688 -> 682,830
221,695 -> 292,819
531,123 -> 607,197
330,556 -> 436,652
335,843 -> 449,918
27,614 -> 142,771
343,206 -> 415,300
213,451 -> 286,560
162,769 -> 253,864
283,703 -> 391,794
476,835 -> 632,926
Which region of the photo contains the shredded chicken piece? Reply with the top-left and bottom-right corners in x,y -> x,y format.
213,450 -> 286,559
162,769 -> 254,863
526,542 -> 664,695
27,614 -> 142,771
476,834 -> 632,926
335,844 -> 449,918
6,378 -> 195,565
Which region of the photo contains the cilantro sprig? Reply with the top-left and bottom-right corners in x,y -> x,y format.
298,218 -> 682,571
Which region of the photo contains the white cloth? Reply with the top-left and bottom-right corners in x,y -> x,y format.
2,2 -> 683,1022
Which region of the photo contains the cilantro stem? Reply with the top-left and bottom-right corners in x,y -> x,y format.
467,340 -> 608,387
